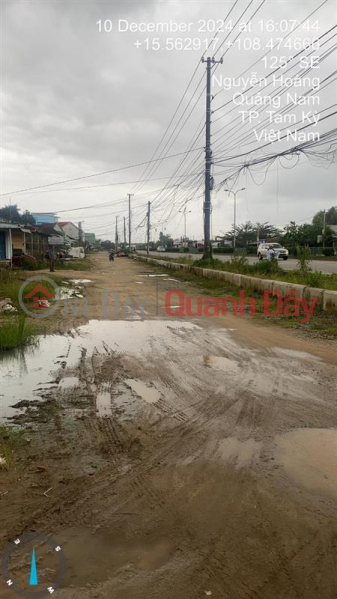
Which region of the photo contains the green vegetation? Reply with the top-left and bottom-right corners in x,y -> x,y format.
0,425 -> 25,469
0,269 -> 63,309
146,262 -> 337,339
20,257 -> 46,270
0,315 -> 36,351
57,258 -> 92,271
154,253 -> 337,290
195,256 -> 337,290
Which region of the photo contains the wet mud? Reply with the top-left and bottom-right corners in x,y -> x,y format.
1,253 -> 337,599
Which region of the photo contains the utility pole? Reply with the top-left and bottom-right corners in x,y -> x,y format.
202,56 -> 223,260
123,216 -> 126,246
323,209 -> 326,249
128,193 -> 133,251
78,221 -> 84,246
115,216 -> 118,250
147,201 -> 151,256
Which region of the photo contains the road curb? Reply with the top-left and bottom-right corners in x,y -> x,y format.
135,255 -> 337,315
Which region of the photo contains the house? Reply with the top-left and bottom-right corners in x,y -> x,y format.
0,221 -> 32,262
25,224 -> 65,259
31,212 -> 59,225
57,222 -> 80,242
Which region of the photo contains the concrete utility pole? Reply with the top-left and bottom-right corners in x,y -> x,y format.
123,216 -> 126,245
147,201 -> 151,256
78,221 -> 84,245
128,193 -> 133,251
115,216 -> 118,250
224,188 -> 245,252
202,56 -> 223,260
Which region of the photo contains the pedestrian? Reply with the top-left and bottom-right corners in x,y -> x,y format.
267,246 -> 275,261
48,247 -> 56,272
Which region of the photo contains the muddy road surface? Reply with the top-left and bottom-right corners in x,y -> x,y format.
1,253 -> 337,598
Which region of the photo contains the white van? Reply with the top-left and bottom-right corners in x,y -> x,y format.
68,247 -> 85,259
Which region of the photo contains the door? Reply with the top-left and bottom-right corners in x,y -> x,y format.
0,232 -> 6,259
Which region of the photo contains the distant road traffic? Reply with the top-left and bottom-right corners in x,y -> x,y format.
139,251 -> 337,275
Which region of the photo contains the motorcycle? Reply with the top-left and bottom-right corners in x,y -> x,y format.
109,252 -> 115,262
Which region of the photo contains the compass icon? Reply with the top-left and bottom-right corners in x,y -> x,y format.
1,533 -> 66,597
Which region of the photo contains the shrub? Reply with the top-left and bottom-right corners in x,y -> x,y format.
230,254 -> 249,271
304,270 -> 324,288
296,246 -> 312,275
213,247 -> 233,254
20,257 -> 45,270
323,247 -> 335,257
57,259 -> 92,271
254,259 -> 281,275
0,315 -> 36,351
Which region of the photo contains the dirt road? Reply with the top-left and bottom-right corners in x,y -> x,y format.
1,253 -> 337,598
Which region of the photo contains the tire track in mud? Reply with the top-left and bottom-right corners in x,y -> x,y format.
250,495 -> 309,599
235,373 -> 281,434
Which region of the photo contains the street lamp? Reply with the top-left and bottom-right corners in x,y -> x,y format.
224,187 -> 245,252
179,206 -> 192,239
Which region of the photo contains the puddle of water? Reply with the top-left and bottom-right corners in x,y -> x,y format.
111,384 -> 141,419
275,429 -> 337,499
0,321 -> 199,419
125,379 -> 161,404
59,376 -> 79,389
272,348 -> 320,361
139,274 -> 167,277
97,390 -> 112,416
216,437 -> 262,468
135,281 -> 144,284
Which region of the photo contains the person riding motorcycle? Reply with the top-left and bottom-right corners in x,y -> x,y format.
109,250 -> 115,262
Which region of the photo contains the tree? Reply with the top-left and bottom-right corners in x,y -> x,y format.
283,221 -> 322,249
158,232 -> 174,248
312,206 -> 337,228
100,240 -> 115,250
225,221 -> 255,247
256,222 -> 281,240
0,204 -> 36,224
21,210 -> 36,225
224,221 -> 281,247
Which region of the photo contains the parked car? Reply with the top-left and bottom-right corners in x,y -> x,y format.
257,243 -> 289,260
156,246 -> 166,252
12,250 -> 36,267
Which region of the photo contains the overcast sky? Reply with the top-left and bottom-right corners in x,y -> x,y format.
2,0 -> 337,241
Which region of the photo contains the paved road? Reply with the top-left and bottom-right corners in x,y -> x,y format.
141,251 -> 337,275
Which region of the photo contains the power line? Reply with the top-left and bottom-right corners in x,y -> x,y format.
1,147 -> 203,197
